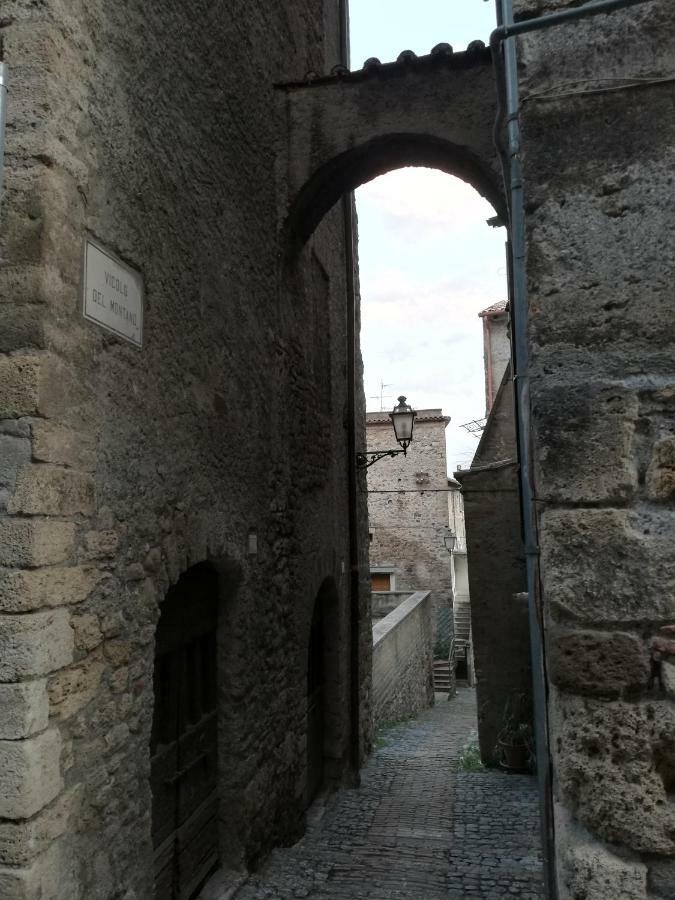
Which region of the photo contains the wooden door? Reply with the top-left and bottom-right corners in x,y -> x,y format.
151,565 -> 219,899
306,604 -> 325,805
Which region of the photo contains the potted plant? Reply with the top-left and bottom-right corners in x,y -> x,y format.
496,693 -> 534,772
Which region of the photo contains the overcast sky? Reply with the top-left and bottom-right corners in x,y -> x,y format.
350,0 -> 506,472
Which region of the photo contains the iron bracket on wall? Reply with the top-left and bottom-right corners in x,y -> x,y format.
356,449 -> 405,469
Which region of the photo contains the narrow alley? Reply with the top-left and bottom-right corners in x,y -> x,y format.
227,689 -> 543,900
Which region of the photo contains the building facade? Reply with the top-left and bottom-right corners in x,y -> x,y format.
0,3 -> 371,897
366,409 -> 454,657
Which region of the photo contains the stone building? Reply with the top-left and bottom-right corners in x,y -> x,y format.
0,3 -> 371,897
479,299 -> 509,415
366,409 -> 455,657
0,0 -> 674,897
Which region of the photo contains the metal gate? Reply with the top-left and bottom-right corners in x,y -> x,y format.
150,565 -> 219,899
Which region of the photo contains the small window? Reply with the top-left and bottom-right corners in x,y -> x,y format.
371,572 -> 391,592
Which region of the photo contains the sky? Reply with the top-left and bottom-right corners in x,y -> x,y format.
350,0 -> 506,472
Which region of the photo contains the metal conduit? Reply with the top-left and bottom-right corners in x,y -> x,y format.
0,62 -> 8,206
491,0 -> 655,896
338,0 -> 362,781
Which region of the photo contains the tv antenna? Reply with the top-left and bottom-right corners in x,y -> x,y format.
369,380 -> 393,411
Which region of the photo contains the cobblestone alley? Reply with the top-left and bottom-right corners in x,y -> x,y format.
225,688 -> 544,900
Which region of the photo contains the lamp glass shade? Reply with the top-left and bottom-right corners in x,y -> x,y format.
444,532 -> 457,552
390,395 -> 416,448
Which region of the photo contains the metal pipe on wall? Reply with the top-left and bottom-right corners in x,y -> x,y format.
338,0 -> 362,780
491,0 -> 655,895
0,62 -> 8,205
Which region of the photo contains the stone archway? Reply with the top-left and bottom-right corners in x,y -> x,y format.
276,44 -> 504,252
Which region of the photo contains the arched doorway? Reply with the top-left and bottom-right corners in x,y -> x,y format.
150,563 -> 219,899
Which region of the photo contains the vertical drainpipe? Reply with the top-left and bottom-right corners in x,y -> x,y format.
0,61 -> 8,206
338,0 -> 362,779
494,1 -> 557,895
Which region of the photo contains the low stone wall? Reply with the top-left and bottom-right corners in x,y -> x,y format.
371,591 -> 411,620
372,591 -> 434,729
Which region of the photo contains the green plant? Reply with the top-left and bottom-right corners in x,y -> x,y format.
495,693 -> 535,771
458,740 -> 484,772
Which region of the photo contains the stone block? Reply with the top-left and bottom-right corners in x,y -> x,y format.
558,835 -> 648,900
533,382 -> 638,504
0,356 -> 41,418
551,692 -> 675,854
540,508 -> 675,624
0,680 -> 49,739
0,306 -> 46,353
0,609 -> 74,681
71,613 -> 102,651
548,628 -> 650,697
48,649 -> 105,719
0,565 -> 105,613
647,436 -> 675,501
648,859 -> 675,898
0,519 -> 75,567
0,787 -> 78,866
0,434 -> 32,488
84,529 -> 119,559
31,421 -> 95,471
8,464 -> 95,516
0,836 -> 78,899
0,728 -> 63,819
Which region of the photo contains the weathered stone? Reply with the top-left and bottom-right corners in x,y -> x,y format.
0,434 -> 31,488
548,628 -> 650,697
0,609 -> 74,681
0,565 -> 105,612
83,530 -> 119,559
0,356 -> 41,418
648,858 -> 675,898
48,649 -> 106,720
8,465 -> 95,516
533,382 -> 639,504
0,837 -> 78,899
558,832 -> 648,900
0,519 -> 75,567
30,420 -> 95,470
0,787 -> 79,866
0,729 -> 63,819
662,660 -> 675,700
647,436 -> 675,501
0,681 -> 49,739
71,613 -> 102,651
540,508 -> 675,624
550,692 -> 675,854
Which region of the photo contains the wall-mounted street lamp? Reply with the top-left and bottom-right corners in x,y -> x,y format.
357,396 -> 417,469
444,531 -> 457,553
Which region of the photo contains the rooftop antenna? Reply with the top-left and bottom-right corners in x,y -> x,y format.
369,379 -> 393,411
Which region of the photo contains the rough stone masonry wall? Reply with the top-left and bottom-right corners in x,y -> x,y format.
371,592 -> 434,730
367,417 -> 454,656
457,371 -> 530,765
515,1 -> 675,896
0,1 -> 369,897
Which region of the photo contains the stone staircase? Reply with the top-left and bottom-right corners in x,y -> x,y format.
432,659 -> 452,693
453,601 -> 472,666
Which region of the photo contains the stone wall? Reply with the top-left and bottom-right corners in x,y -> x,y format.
366,413 -> 454,657
514,0 -> 675,895
456,368 -> 530,764
371,592 -> 434,729
0,1 -> 370,896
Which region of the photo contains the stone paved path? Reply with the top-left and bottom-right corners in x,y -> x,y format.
234,688 -> 544,899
